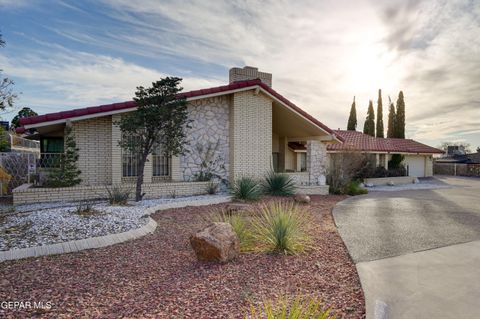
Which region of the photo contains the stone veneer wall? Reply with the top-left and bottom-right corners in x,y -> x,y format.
13,182 -> 211,205
306,140 -> 328,185
72,116 -> 112,185
230,90 -> 272,180
181,96 -> 230,182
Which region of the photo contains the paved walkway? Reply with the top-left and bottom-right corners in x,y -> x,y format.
333,176 -> 480,318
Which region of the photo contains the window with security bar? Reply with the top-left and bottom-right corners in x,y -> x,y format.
122,135 -> 141,177
152,143 -> 170,177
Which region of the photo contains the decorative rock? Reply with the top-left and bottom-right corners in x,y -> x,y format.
294,194 -> 311,204
413,178 -> 420,184
190,223 -> 240,262
365,183 -> 374,188
226,203 -> 252,214
387,181 -> 395,186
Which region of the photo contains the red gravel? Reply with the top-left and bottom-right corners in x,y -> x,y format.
0,195 -> 365,318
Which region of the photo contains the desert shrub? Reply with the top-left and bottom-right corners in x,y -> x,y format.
344,180 -> 368,196
231,177 -> 262,201
74,200 -> 99,217
371,166 -> 406,178
262,171 -> 296,196
206,180 -> 219,195
248,296 -> 335,319
106,185 -> 131,205
211,209 -> 254,251
251,201 -> 312,254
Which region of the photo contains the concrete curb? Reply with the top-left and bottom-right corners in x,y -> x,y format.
0,195 -> 232,263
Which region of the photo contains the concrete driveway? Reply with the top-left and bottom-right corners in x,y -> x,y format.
333,176 -> 480,318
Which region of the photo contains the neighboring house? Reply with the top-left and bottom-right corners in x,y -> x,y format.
326,130 -> 443,177
436,152 -> 480,164
14,66 -> 342,204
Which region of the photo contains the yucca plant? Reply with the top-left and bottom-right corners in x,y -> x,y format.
251,201 -> 312,254
262,171 -> 296,196
248,296 -> 335,319
105,185 -> 131,205
231,177 -> 262,201
211,209 -> 255,251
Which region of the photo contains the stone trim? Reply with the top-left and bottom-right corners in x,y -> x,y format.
0,195 -> 232,262
0,218 -> 157,263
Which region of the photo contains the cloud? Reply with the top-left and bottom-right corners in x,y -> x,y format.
0,46 -> 223,112
3,0 -> 480,147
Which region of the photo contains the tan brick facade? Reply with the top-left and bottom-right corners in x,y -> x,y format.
13,182 -> 211,205
230,90 -> 273,180
72,116 -> 112,185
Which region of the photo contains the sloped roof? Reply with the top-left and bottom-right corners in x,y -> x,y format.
327,130 -> 444,154
17,79 -> 340,141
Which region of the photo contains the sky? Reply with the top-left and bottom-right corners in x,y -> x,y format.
0,0 -> 479,149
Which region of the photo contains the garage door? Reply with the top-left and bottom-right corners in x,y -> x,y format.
405,156 -> 425,177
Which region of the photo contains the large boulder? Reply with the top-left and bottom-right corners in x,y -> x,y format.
190,222 -> 240,262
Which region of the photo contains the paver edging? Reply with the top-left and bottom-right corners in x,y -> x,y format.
0,195 -> 232,263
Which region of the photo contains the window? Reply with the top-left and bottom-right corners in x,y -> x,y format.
152,144 -> 170,177
300,153 -> 307,172
122,135 -> 141,177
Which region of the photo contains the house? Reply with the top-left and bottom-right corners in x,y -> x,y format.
14,66 -> 342,204
327,130 -> 444,177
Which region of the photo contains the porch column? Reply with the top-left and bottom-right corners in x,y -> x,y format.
306,140 -> 327,185
111,114 -> 122,184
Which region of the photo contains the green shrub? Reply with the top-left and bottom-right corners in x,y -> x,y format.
231,177 -> 262,201
206,180 -> 219,195
248,296 -> 335,319
344,180 -> 368,196
251,201 -> 312,254
106,185 -> 131,205
262,171 -> 296,196
211,209 -> 254,251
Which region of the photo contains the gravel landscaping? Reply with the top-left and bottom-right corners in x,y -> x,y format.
0,195 -> 365,318
0,195 -> 227,251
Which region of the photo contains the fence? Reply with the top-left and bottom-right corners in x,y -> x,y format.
0,152 -> 36,197
0,152 -> 66,197
434,163 -> 480,177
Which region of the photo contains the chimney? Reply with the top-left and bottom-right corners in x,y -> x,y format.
229,66 -> 272,87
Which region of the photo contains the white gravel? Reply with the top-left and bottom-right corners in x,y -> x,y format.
0,194 -> 227,251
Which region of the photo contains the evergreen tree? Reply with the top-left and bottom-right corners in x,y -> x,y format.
387,96 -> 396,138
363,100 -> 375,136
376,89 -> 384,138
347,96 -> 357,131
46,124 -> 82,187
395,91 -> 405,138
118,77 -> 190,201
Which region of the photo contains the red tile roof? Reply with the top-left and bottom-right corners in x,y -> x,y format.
327,130 -> 443,154
17,79 -> 340,140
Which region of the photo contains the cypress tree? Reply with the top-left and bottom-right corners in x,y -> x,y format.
46,124 -> 82,187
363,100 -> 375,137
395,91 -> 405,138
387,96 -> 396,138
376,89 -> 384,138
347,96 -> 357,131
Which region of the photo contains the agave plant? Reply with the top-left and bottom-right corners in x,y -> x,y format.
210,208 -> 255,251
251,201 -> 312,254
262,171 -> 296,197
231,177 -> 262,201
248,296 -> 335,319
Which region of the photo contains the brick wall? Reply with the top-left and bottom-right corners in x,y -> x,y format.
13,182 -> 211,205
230,90 -> 272,180
72,116 -> 112,185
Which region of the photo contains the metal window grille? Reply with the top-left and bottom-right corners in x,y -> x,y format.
122,135 -> 141,177
152,144 -> 170,177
